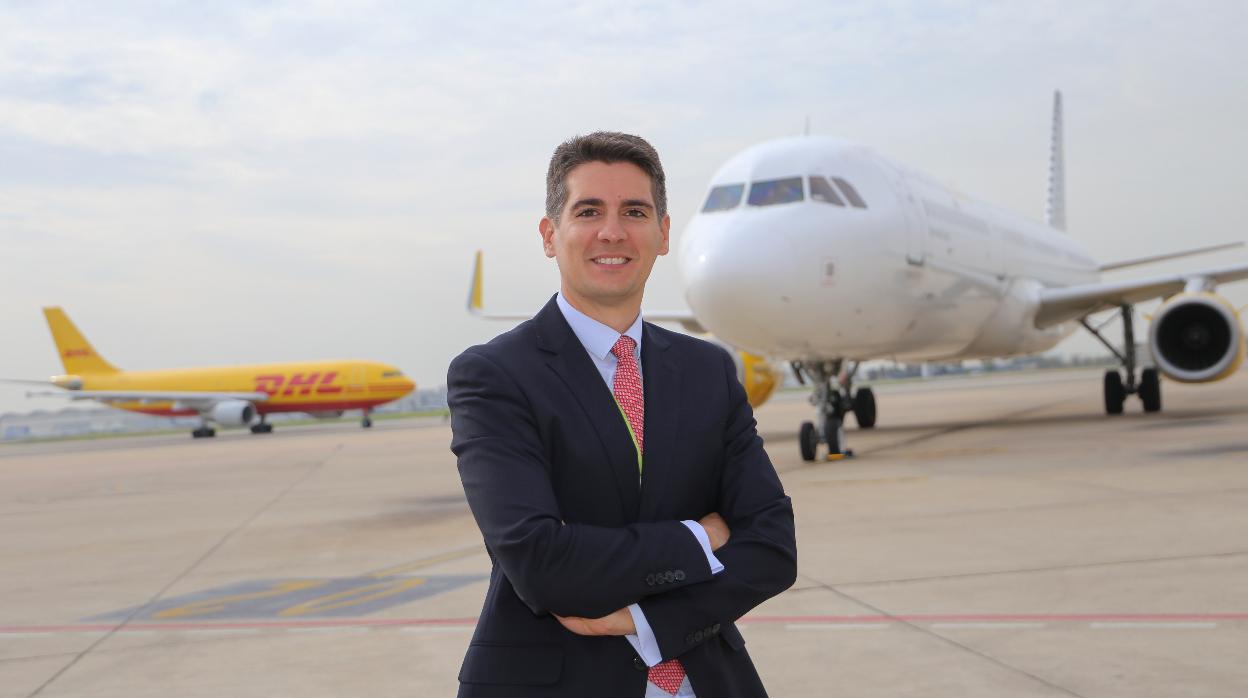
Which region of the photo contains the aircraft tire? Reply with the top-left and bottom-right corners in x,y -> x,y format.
250,423 -> 273,434
1103,371 -> 1125,415
853,388 -> 877,429
362,417 -> 373,428
1139,368 -> 1162,413
192,427 -> 217,438
799,421 -> 818,461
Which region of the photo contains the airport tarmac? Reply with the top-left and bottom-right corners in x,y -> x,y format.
2,367 -> 1246,697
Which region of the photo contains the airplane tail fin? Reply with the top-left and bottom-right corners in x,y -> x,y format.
467,250 -> 484,315
43,307 -> 120,375
1046,90 -> 1066,231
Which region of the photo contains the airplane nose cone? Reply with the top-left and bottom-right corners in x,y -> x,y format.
679,215 -> 798,353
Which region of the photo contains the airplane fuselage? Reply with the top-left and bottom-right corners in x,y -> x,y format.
680,136 -> 1099,363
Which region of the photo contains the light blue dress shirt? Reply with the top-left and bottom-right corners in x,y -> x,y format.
555,293 -> 723,698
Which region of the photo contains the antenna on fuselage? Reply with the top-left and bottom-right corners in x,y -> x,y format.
1046,90 -> 1066,231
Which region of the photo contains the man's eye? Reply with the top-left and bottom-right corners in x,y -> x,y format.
625,209 -> 647,218
576,209 -> 599,217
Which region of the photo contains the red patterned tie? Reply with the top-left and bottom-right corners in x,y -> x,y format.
611,335 -> 686,696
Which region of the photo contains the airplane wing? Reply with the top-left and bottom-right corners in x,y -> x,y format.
27,390 -> 269,411
1098,241 -> 1243,272
1035,263 -> 1248,328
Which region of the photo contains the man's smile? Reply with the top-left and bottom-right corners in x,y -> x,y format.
592,256 -> 632,266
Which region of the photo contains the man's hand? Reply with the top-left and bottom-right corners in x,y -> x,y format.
699,512 -> 731,551
554,607 -> 636,636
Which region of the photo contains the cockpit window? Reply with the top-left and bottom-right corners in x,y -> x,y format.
382,371 -> 404,378
831,177 -> 867,208
809,176 -> 845,206
747,177 -> 804,206
701,184 -> 745,212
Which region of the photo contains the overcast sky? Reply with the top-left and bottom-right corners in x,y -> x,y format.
2,1 -> 1246,416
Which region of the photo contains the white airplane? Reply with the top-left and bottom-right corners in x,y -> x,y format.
472,92 -> 1248,461
678,91 -> 1247,459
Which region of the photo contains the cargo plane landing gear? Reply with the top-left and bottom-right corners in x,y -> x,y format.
250,415 -> 273,434
191,422 -> 216,439
793,360 -> 876,462
1081,303 -> 1162,415
361,408 -> 373,428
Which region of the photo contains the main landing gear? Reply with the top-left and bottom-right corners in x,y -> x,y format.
191,424 -> 216,439
361,408 -> 373,429
792,360 -> 876,462
250,414 -> 273,434
1081,304 -> 1162,415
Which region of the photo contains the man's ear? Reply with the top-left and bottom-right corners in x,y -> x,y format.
658,214 -> 671,256
539,217 -> 557,259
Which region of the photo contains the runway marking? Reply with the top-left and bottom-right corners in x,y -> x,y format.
932,622 -> 1049,629
1090,622 -> 1218,630
2,613 -> 1244,637
778,629 -> 888,634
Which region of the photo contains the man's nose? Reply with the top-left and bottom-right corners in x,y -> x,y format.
597,215 -> 627,243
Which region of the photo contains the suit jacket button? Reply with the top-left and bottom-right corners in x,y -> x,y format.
712,623 -> 721,634
645,574 -> 656,586
674,570 -> 686,581
694,630 -> 705,643
685,633 -> 696,645
633,656 -> 647,672
664,571 -> 675,583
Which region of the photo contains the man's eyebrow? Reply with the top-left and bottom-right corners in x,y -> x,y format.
570,198 -> 606,209
621,199 -> 655,210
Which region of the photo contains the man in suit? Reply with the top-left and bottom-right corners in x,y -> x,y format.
448,131 -> 797,697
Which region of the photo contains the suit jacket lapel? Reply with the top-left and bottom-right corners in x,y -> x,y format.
638,322 -> 679,522
535,297 -> 641,520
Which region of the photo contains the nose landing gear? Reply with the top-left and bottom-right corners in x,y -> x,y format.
794,360 -> 875,462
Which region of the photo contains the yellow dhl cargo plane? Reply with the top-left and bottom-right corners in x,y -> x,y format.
23,307 -> 416,438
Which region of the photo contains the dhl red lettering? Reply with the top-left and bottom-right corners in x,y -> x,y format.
254,374 -> 285,396
316,371 -> 343,394
283,373 -> 320,396
64,349 -> 92,358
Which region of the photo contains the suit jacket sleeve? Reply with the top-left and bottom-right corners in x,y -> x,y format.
636,347 -> 798,659
448,347 -> 715,619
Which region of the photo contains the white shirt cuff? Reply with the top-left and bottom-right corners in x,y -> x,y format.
680,519 -> 725,575
625,603 -> 664,667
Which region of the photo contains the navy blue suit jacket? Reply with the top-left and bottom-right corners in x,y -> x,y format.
448,296 -> 797,697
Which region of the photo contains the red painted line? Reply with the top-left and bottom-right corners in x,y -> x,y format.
2,613 -> 1246,635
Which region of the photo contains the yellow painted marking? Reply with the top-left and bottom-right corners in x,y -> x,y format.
367,548 -> 482,579
279,578 -> 426,617
825,453 -> 847,461
154,580 -> 327,619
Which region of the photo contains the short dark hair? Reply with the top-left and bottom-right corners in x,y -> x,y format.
545,131 -> 667,222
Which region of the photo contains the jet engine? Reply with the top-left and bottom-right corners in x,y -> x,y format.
210,400 -> 256,426
710,340 -> 781,408
50,375 -> 83,390
1149,293 -> 1245,383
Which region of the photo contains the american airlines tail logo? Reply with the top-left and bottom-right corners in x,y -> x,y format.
254,372 -> 343,396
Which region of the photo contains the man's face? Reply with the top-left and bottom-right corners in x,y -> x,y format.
540,161 -> 670,312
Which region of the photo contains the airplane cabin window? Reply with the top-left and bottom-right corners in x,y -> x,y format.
809,176 -> 846,206
831,177 -> 867,208
702,184 -> 745,212
747,177 -> 804,206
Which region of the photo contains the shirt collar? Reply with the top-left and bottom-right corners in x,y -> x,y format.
556,292 -> 643,361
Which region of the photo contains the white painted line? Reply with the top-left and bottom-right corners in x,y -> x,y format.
1090,622 -> 1217,630
399,626 -> 474,633
932,622 -> 1048,630
783,629 -> 893,634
